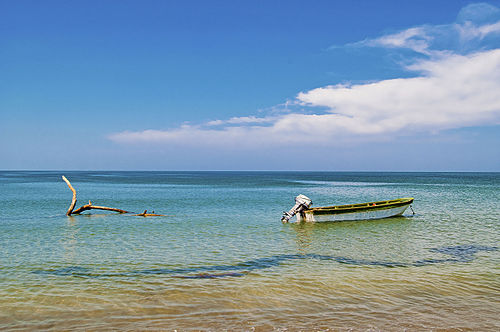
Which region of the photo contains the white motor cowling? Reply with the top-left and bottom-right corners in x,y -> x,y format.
281,194 -> 312,223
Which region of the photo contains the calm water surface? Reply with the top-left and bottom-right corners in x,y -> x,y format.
0,171 -> 499,330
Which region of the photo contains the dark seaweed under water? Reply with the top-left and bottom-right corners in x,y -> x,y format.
33,244 -> 497,279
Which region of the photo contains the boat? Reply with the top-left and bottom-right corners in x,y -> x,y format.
281,195 -> 414,223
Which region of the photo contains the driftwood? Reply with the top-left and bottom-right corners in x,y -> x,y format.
62,176 -> 77,216
132,210 -> 166,217
72,201 -> 129,214
62,176 -> 164,217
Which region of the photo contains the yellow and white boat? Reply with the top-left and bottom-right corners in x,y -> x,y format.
282,195 -> 414,223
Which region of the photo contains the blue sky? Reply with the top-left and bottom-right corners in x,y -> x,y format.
1,0 -> 499,170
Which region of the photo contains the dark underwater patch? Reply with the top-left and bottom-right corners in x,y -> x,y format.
32,266 -> 96,278
32,244 -> 497,279
173,271 -> 248,279
428,244 -> 498,261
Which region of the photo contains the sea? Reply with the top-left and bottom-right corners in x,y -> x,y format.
0,171 -> 498,330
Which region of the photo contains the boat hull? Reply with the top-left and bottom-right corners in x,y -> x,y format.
296,198 -> 413,223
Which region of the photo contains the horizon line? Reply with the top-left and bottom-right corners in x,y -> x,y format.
1,169 -> 499,173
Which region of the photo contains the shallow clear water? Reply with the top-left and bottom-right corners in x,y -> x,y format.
0,171 -> 498,330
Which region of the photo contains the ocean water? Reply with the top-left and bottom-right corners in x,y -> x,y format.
0,171 -> 498,330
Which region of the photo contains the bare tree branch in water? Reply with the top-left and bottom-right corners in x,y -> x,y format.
62,175 -> 165,217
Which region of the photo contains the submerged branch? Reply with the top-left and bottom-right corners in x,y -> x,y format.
132,210 -> 166,217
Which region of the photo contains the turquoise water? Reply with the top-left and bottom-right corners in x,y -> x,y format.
0,171 -> 499,330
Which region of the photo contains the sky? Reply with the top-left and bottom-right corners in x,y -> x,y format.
1,0 -> 499,171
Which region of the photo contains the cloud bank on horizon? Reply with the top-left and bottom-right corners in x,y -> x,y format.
109,3 -> 500,148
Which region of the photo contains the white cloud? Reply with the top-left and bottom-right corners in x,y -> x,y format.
362,27 -> 433,55
110,49 -> 500,146
297,49 -> 500,134
350,3 -> 500,56
109,3 -> 500,148
206,116 -> 276,126
457,20 -> 500,41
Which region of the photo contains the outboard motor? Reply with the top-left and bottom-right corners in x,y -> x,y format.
281,194 -> 312,223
